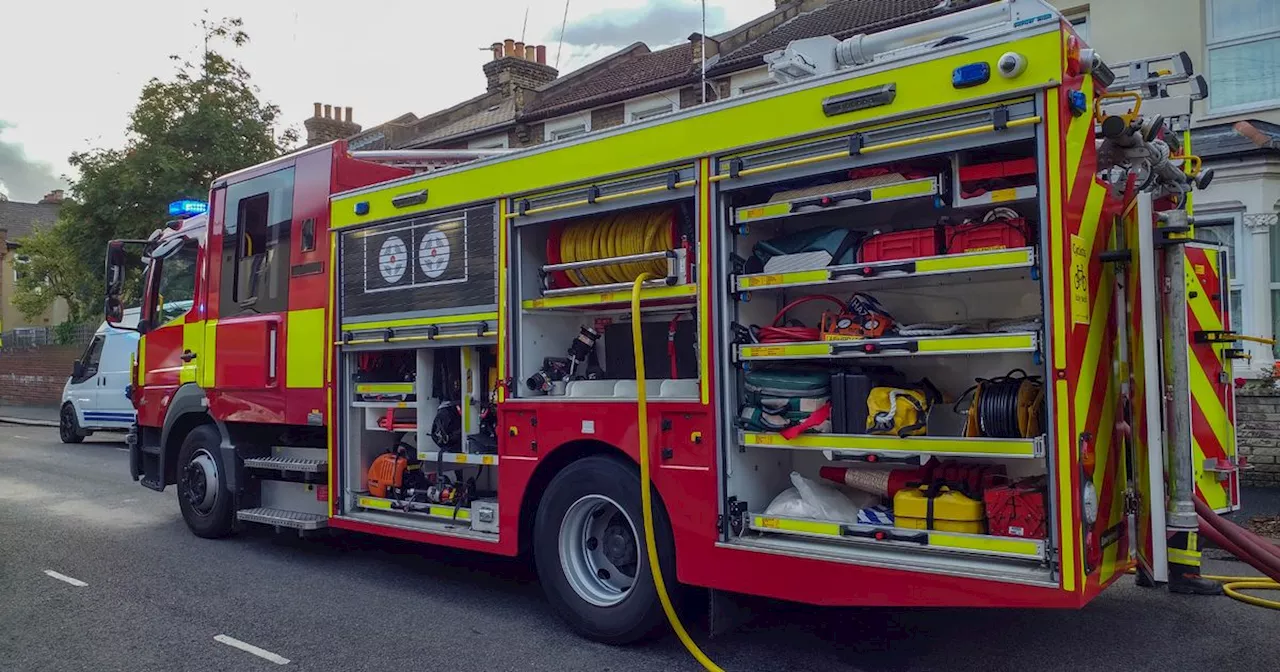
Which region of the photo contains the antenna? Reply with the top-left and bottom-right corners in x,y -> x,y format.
521,6 -> 529,43
701,0 -> 707,104
556,0 -> 571,69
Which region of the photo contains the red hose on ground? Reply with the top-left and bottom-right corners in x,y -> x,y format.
1196,498 -> 1280,583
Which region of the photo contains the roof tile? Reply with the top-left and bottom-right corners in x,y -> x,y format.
524,43 -> 694,119
0,201 -> 60,241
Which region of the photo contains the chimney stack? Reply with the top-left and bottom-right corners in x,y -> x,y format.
38,189 -> 65,205
304,101 -> 363,147
483,37 -> 559,94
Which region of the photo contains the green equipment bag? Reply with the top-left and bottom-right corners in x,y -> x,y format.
745,226 -> 863,274
740,370 -> 832,435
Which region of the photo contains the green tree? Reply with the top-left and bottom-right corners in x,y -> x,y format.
13,16 -> 296,320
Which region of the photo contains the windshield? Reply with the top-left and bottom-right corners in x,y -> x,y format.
150,238 -> 199,326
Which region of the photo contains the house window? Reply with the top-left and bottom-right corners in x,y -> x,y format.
12,253 -> 30,282
467,134 -> 509,150
1068,12 -> 1090,43
730,67 -> 775,97
546,113 -> 591,142
625,93 -> 677,123
1207,0 -> 1280,112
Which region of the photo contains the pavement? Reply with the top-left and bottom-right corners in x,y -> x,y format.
0,403 -> 60,427
1,425 -> 1277,672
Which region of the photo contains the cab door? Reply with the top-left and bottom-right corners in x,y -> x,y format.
136,232 -> 204,428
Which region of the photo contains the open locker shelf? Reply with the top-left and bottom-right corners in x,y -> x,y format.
740,431 -> 1045,460
736,331 -> 1039,361
521,283 -> 697,311
733,175 -> 942,225
734,247 -> 1035,294
953,184 -> 1038,209
356,494 -> 472,522
744,513 -> 1047,562
418,451 -> 499,466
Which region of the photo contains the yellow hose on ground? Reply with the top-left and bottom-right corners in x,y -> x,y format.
561,209 -> 672,286
632,274 -> 724,672
1200,575 -> 1280,610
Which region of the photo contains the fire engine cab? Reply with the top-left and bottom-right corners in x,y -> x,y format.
108,0 -> 1269,648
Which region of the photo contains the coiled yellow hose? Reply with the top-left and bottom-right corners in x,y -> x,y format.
632,274 -> 725,672
1201,575 -> 1280,610
560,209 -> 673,286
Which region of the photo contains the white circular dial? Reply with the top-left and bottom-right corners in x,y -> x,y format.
1082,480 -> 1099,526
419,230 -> 451,279
378,236 -> 408,284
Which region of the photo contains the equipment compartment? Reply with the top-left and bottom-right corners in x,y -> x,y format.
508,181 -> 703,402
717,136 -> 1056,584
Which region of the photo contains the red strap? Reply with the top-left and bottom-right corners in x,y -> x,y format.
781,402 -> 831,439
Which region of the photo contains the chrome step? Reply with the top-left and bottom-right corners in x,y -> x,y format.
237,507 -> 328,530
243,456 -> 328,473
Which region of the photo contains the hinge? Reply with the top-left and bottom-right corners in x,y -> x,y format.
1123,488 -> 1140,516
719,497 -> 748,536
1032,435 -> 1046,458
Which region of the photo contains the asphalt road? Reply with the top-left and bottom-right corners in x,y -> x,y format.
1,426 -> 1275,672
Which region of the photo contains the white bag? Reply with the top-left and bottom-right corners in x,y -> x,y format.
791,471 -> 876,523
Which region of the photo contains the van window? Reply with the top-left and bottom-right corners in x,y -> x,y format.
152,239 -> 199,327
75,335 -> 105,382
222,167 -> 294,316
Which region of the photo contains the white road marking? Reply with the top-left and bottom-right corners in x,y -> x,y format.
214,635 -> 291,665
12,435 -> 29,440
43,570 -> 88,587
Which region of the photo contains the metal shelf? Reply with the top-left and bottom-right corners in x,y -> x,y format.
953,184 -> 1038,209
356,495 -> 472,522
522,283 -> 697,311
352,400 -> 414,409
734,247 -> 1035,294
746,513 -> 1046,561
733,175 -> 942,225
740,431 -> 1044,460
417,451 -> 499,466
736,331 -> 1038,361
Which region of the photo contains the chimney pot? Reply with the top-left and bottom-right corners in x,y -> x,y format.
323,104 -> 332,119
344,106 -> 353,122
492,42 -> 503,60
504,38 -> 515,57
313,102 -> 322,117
524,45 -> 536,61
536,45 -> 547,64
514,41 -> 526,59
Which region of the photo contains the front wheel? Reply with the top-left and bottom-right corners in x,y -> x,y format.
175,425 -> 234,538
59,404 -> 85,444
533,455 -> 678,644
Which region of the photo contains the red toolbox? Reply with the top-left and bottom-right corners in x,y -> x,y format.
858,226 -> 943,262
945,217 -> 1030,253
983,477 -> 1048,539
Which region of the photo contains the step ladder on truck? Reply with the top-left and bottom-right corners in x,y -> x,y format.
104,0 -> 1278,653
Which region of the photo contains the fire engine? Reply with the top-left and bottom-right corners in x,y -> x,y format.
105,0 -> 1280,656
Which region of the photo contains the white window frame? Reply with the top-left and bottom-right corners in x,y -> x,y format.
467,133 -> 509,150
730,67 -> 775,97
624,92 -> 677,123
545,112 -> 591,142
12,253 -> 31,282
1205,0 -> 1280,115
1067,12 -> 1090,44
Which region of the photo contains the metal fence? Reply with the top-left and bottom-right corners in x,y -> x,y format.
0,323 -> 95,350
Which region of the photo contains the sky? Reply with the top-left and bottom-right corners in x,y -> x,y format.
0,0 -> 774,202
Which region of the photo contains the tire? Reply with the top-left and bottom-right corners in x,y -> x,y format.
175,425 -> 235,539
59,404 -> 85,444
534,455 -> 678,644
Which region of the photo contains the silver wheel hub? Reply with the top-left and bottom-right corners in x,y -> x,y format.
183,449 -> 219,514
559,494 -> 640,607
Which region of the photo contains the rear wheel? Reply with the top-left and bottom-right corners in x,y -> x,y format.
59,404 -> 85,444
175,425 -> 234,538
534,455 -> 677,644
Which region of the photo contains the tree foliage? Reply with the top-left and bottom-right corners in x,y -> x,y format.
13,16 -> 296,320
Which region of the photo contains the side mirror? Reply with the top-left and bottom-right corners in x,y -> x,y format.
72,361 -> 85,380
105,241 -> 128,327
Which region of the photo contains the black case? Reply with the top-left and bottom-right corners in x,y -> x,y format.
831,366 -> 905,433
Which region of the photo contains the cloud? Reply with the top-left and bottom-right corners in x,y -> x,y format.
0,121 -> 67,202
554,0 -> 728,50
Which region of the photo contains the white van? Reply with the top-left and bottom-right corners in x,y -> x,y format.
60,309 -> 140,443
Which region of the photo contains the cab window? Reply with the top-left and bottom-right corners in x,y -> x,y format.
221,167 -> 293,316
152,239 -> 199,327
74,335 -> 105,383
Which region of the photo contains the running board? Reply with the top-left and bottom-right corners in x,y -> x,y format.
243,456 -> 328,473
237,507 -> 328,530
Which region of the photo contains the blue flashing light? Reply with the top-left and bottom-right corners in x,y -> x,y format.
952,62 -> 990,89
168,199 -> 208,217
1068,89 -> 1089,117
354,201 -> 371,216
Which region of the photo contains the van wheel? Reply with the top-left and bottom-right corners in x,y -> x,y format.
175,425 -> 234,538
59,404 -> 85,444
534,455 -> 677,644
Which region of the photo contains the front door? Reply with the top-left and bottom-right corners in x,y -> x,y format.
137,234 -> 204,428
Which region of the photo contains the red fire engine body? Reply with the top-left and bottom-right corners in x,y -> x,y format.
109,0 -> 1249,645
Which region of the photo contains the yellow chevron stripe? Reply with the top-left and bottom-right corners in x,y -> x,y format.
1189,350 -> 1230,455
1075,182 -> 1107,264
1192,436 -> 1228,507
1065,77 -> 1095,192
1073,259 -> 1114,429
1055,378 -> 1078,592
1097,378 -> 1123,583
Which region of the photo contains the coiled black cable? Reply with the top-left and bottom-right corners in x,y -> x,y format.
955,369 -> 1041,439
